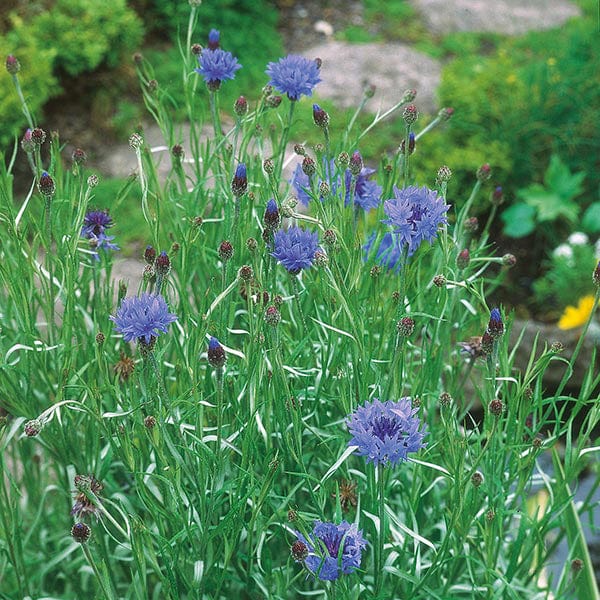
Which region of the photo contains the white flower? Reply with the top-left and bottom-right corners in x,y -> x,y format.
553,243 -> 574,260
568,232 -> 589,246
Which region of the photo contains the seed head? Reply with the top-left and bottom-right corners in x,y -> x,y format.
71,522 -> 91,544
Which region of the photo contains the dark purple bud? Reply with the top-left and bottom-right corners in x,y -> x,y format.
487,308 -> 504,339
21,129 -> 34,153
144,245 -> 156,264
31,128 -> 46,145
207,336 -> 226,368
302,156 -> 316,177
502,253 -> 516,267
402,104 -> 418,124
400,132 -> 416,155
71,522 -> 91,543
263,199 -> 280,230
265,95 -> 282,108
218,240 -> 234,261
439,107 -> 454,121
155,251 -> 171,276
264,305 -> 281,327
231,163 -> 247,197
207,29 -> 220,50
489,398 -> 504,417
397,316 -> 415,337
465,217 -> 479,233
238,265 -> 253,281
402,89 -> 417,103
312,103 -> 329,129
234,95 -> 248,117
349,151 -> 363,176
314,57 -> 322,69
72,148 -> 87,165
477,163 -> 492,183
5,54 -> 20,75
38,171 -> 55,197
481,331 -> 494,355
491,186 -> 504,205
24,419 -> 42,437
291,540 -> 309,562
191,43 -> 203,56
456,248 -> 470,269
171,144 -> 185,160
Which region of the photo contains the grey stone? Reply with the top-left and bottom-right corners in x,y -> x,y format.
309,41 -> 441,115
411,0 -> 581,35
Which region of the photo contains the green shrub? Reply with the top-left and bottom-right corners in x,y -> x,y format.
28,0 -> 144,76
0,22 -> 59,147
431,8 -> 600,207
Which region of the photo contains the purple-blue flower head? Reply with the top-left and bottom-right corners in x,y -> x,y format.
231,162 -> 248,197
271,226 -> 320,274
207,28 -> 220,50
364,232 -> 402,273
487,307 -> 504,339
382,185 -> 449,256
196,48 -> 241,89
266,54 -> 321,101
81,210 -> 119,257
347,398 -> 427,466
291,160 -> 381,211
110,293 -> 177,344
295,520 -> 366,581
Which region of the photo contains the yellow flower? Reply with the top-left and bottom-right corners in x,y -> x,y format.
558,295 -> 596,330
547,57 -> 557,67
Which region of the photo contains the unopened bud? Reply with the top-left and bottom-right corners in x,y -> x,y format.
231,163 -> 247,197
465,217 -> 479,233
234,95 -> 248,117
476,163 -> 492,182
400,133 -> 416,155
302,156 -> 316,177
238,265 -> 253,281
155,251 -> 171,277
71,522 -> 91,544
264,305 -> 281,327
436,165 -> 452,184
502,253 -> 516,267
5,54 -> 20,75
349,150 -> 363,176
218,240 -> 234,261
488,398 -> 504,417
312,103 -> 329,129
24,419 -> 43,437
491,186 -> 504,205
456,248 -> 470,269
438,107 -> 454,121
433,274 -> 447,287
38,171 -> 55,197
129,133 -> 143,149
402,104 -> 418,125
207,337 -> 226,368
191,43 -> 202,56
171,144 -> 185,160
397,316 -> 415,337
401,89 -> 417,104
31,128 -> 46,145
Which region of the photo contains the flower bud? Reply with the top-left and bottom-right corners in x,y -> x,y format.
246,237 -> 258,252
31,127 -> 46,145
238,265 -> 254,281
207,337 -> 226,368
364,83 -> 376,98
401,89 -> 417,103
24,419 -> 42,437
465,217 -> 479,233
402,104 -> 418,125
438,107 -> 454,121
491,186 -> 504,205
144,415 -> 157,429
71,522 -> 91,543
302,156 -> 316,177
312,103 -> 329,129
207,29 -> 220,50
433,274 -> 447,287
155,251 -> 171,277
337,151 -> 350,167
436,165 -> 452,184
263,199 -> 280,230
476,163 -> 492,182
231,163 -> 247,197
72,148 -> 87,165
471,471 -> 484,488
502,253 -> 516,267
291,540 -> 309,562
400,132 -> 416,155
265,95 -> 282,108
264,305 -> 281,327
171,144 -> 185,160
144,245 -> 156,265
21,129 -> 34,153
38,171 -> 55,197
95,332 -> 105,345
87,174 -> 99,188
5,54 -> 20,75
314,57 -> 322,69
397,316 -> 415,337
218,240 -> 234,262
129,133 -> 143,149
314,250 -> 328,268
487,308 -> 504,339
191,43 -> 203,56
488,398 -> 504,417
323,229 -> 336,247
319,181 -> 330,198
439,392 -> 452,407
349,150 -> 363,176
456,248 -> 470,270
234,95 -> 248,117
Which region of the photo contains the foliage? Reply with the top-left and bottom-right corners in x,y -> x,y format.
433,8 -> 600,208
501,155 -> 586,240
1,3 -> 600,600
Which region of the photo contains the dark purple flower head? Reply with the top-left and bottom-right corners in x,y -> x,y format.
347,398 -> 427,466
207,336 -> 226,369
295,520 -> 366,581
110,293 -> 177,344
196,48 -> 241,89
266,54 -> 321,101
382,185 -> 449,256
271,226 -> 319,275
81,210 -> 119,258
207,28 -> 220,50
263,198 -> 280,230
231,162 -> 247,197
291,160 -> 381,211
487,307 -> 504,339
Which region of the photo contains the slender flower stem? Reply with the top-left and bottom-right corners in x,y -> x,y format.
209,90 -> 223,141
215,366 -> 224,460
276,100 -> 296,176
81,542 -> 116,600
375,463 -> 386,595
10,74 -> 34,130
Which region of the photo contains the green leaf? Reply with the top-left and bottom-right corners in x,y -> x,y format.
518,184 -> 579,223
582,202 -> 600,233
501,203 -> 537,237
544,154 -> 585,201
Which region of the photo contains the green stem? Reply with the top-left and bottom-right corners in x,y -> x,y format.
81,542 -> 117,600
375,463 -> 386,595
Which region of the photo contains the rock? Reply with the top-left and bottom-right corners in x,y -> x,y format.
411,0 -> 581,35
309,41 -> 441,114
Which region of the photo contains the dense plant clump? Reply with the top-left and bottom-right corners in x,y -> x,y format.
1,3 -> 599,600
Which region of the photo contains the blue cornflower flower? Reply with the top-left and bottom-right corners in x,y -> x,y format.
207,28 -> 220,50
271,226 -> 320,274
81,210 -> 119,258
290,160 -> 381,211
487,307 -> 504,339
382,185 -> 449,256
231,162 -> 247,197
266,54 -> 321,101
196,48 -> 241,90
110,293 -> 177,344
295,520 -> 366,581
347,398 -> 427,467
363,232 -> 402,273
263,198 -> 280,229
